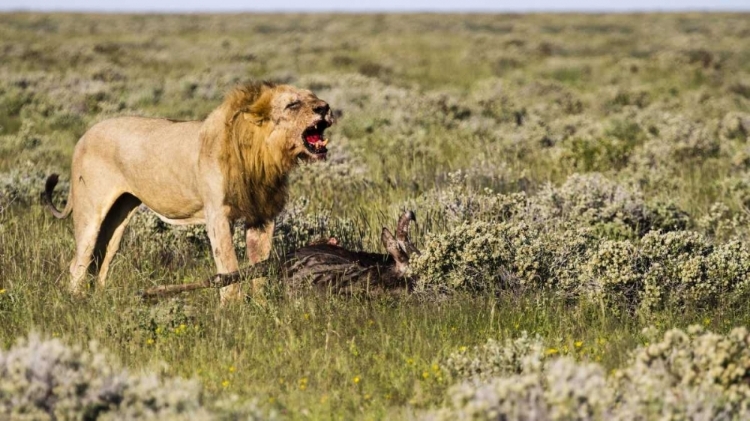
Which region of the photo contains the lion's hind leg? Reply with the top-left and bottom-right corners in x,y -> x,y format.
69,189 -> 139,294
69,193 -> 119,294
93,193 -> 142,288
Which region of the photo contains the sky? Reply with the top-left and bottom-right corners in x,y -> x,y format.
2,0 -> 750,13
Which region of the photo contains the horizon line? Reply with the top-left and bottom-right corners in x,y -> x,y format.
2,6 -> 750,14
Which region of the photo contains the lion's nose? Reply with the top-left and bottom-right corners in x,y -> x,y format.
313,103 -> 330,116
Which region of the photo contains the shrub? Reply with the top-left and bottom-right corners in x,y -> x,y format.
583,239 -> 642,310
412,220 -> 519,291
529,173 -> 688,236
412,218 -> 598,295
0,333 -> 274,420
0,163 -> 68,209
429,326 -> 750,421
414,217 -> 750,311
720,112 -> 750,141
430,358 -> 610,421
0,334 -> 212,420
697,202 -> 749,241
612,326 -> 750,419
442,333 -> 546,382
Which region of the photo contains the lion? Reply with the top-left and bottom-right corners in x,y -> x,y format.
44,81 -> 333,303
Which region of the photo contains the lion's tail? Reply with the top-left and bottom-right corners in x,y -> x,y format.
44,174 -> 72,219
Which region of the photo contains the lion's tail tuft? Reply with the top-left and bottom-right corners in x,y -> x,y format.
44,174 -> 72,219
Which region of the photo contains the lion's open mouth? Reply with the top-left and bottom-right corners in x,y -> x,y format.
302,120 -> 329,157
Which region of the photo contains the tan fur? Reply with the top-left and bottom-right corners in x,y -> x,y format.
45,81 -> 333,302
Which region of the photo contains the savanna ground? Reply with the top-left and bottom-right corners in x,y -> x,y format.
2,12 -> 750,420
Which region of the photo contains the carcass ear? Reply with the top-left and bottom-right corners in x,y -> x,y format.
381,227 -> 398,253
396,210 -> 420,257
382,227 -> 409,274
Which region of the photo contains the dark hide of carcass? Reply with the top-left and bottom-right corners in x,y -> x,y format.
138,211 -> 419,299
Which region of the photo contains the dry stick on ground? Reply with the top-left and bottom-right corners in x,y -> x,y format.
138,211 -> 419,300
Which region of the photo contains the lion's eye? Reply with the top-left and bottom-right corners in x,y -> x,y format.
286,100 -> 302,110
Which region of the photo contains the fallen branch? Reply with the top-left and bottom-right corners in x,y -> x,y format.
137,261 -> 272,299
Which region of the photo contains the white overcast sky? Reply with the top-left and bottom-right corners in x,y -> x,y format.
2,0 -> 749,13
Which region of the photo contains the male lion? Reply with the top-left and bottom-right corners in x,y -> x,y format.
44,81 -> 333,302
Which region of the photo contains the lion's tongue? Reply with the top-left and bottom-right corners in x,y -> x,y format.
305,133 -> 322,144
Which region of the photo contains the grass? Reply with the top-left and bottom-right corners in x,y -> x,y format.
1,11 -> 750,419
3,207 -> 750,418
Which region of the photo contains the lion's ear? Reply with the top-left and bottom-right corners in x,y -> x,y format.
242,112 -> 265,126
245,92 -> 273,125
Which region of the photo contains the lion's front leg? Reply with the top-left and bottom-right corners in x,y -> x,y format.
246,221 -> 274,264
205,207 -> 242,304
245,221 -> 274,297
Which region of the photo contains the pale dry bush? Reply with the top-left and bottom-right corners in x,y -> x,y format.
441,333 -> 546,382
409,172 -> 688,241
0,162 -> 68,210
581,230 -> 750,312
529,173 -> 650,234
412,220 -> 543,292
625,112 -> 724,188
429,326 -> 750,421
0,334 -> 213,420
582,239 -> 642,309
412,173 -> 710,306
399,169 -> 527,225
0,334 -> 274,420
639,231 -> 750,310
299,73 -> 485,168
611,326 -> 750,420
414,210 -> 750,311
696,202 -> 750,241
719,112 -> 750,142
718,174 -> 750,213
412,218 -> 598,296
430,358 -> 610,421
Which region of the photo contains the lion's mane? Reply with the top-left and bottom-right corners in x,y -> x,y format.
201,81 -> 290,226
